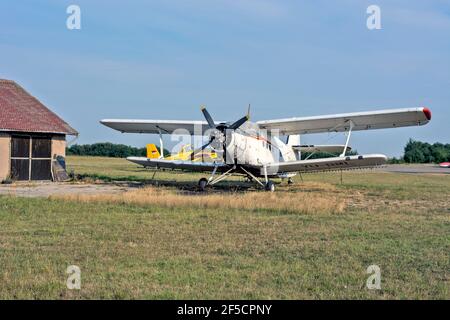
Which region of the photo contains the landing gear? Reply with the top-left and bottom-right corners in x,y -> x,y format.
200,165 -> 279,192
198,178 -> 208,191
265,181 -> 275,192
287,178 -> 293,185
241,166 -> 276,192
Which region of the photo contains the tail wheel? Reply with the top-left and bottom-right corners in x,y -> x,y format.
265,181 -> 275,192
198,178 -> 208,191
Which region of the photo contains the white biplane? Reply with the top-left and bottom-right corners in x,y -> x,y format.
101,106 -> 431,191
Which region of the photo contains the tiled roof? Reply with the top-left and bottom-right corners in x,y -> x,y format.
0,79 -> 78,135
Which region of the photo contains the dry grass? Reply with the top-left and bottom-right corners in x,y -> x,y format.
51,185 -> 346,215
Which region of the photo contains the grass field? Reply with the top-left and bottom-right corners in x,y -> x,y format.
0,156 -> 449,299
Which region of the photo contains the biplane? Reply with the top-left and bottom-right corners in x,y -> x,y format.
101,106 -> 431,191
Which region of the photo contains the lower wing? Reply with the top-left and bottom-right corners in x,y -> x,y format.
263,154 -> 387,175
292,144 -> 351,153
127,157 -> 228,173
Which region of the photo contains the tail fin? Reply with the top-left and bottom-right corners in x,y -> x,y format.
146,144 -> 161,159
286,134 -> 300,146
286,135 -> 301,160
272,136 -> 297,162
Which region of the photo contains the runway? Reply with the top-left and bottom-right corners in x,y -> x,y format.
376,164 -> 450,174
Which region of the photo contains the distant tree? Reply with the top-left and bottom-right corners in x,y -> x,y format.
387,157 -> 404,164
404,148 -> 425,163
403,139 -> 450,163
431,143 -> 450,163
66,143 -> 170,158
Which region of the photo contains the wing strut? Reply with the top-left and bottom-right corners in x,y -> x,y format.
240,166 -> 265,187
207,164 -> 219,183
208,166 -> 235,186
340,120 -> 354,157
157,128 -> 165,158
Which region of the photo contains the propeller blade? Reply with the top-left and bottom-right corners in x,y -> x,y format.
201,106 -> 216,129
190,138 -> 214,160
228,115 -> 249,130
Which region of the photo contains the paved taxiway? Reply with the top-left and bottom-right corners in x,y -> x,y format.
376,164 -> 450,174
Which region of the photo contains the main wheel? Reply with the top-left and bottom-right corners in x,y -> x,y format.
265,181 -> 275,192
198,178 -> 208,191
287,178 -> 293,185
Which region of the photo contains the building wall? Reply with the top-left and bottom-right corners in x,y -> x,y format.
52,135 -> 66,159
0,133 -> 11,181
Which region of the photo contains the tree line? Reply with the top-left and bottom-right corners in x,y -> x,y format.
399,139 -> 450,164
66,143 -> 169,158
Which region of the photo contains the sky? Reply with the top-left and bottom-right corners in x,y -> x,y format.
1,0 -> 449,157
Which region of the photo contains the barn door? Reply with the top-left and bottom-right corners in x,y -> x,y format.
10,136 -> 30,180
31,137 -> 52,180
10,135 -> 52,181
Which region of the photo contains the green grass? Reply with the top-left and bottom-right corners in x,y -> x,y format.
0,156 -> 449,299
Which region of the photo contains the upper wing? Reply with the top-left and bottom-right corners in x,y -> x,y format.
257,107 -> 431,135
127,156 -> 228,172
100,119 -> 223,135
263,154 -> 387,175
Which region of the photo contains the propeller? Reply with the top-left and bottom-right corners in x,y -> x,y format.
190,106 -> 250,160
201,105 -> 215,129
228,104 -> 250,130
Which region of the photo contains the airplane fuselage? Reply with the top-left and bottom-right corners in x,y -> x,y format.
212,121 -> 297,178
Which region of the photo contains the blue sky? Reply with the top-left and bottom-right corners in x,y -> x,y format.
1,0 -> 449,156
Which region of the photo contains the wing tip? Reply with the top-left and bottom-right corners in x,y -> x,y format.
422,107 -> 432,121
99,119 -> 114,125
